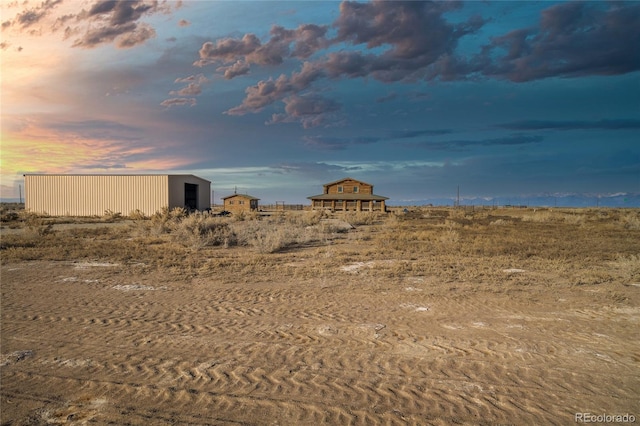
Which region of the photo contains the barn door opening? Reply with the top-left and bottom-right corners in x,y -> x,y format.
184,183 -> 198,210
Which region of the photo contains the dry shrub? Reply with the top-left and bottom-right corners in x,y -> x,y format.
171,213 -> 235,249
619,211 -> 640,230
613,254 -> 640,282
284,210 -> 325,227
563,214 -> 585,225
20,211 -> 53,238
521,210 -> 556,223
0,206 -> 20,223
232,219 -> 317,253
338,211 -> 378,226
102,209 -> 123,222
128,209 -> 147,220
147,207 -> 187,235
489,219 -> 509,226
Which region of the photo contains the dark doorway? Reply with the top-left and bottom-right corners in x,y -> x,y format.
185,183 -> 198,210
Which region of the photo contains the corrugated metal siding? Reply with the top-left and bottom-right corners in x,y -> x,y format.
25,175 -> 169,216
167,175 -> 211,210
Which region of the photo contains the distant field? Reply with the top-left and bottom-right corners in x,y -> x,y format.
2,206 -> 639,425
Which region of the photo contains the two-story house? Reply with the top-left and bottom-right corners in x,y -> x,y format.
307,177 -> 388,212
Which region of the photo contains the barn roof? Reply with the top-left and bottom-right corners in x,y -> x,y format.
23,174 -> 211,183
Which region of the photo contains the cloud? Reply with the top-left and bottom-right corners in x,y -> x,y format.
160,97 -> 196,108
180,1 -> 638,129
194,23 -> 329,69
14,0 -> 62,28
170,82 -> 202,96
4,0 -> 177,49
174,74 -> 208,84
190,1 -> 484,123
476,2 -> 640,82
178,19 -> 190,27
498,119 -> 640,131
224,61 -> 324,116
391,129 -> 453,139
217,60 -> 251,80
411,134 -> 544,151
303,135 -> 380,151
269,94 -> 341,129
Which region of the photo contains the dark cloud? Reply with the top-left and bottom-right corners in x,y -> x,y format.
477,2 -> 640,81
498,119 -> 640,131
303,135 -> 380,150
391,129 -> 453,139
193,1 -> 484,123
272,162 -> 352,179
178,19 -> 190,27
5,0 -> 175,49
82,0 -> 154,26
194,23 -> 329,69
412,134 -> 544,151
185,1 -> 638,130
376,92 -> 398,103
73,0 -> 164,48
115,24 -> 156,48
14,0 -> 62,28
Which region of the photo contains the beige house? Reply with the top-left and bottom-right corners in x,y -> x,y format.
24,174 -> 211,216
222,193 -> 259,213
307,177 -> 388,212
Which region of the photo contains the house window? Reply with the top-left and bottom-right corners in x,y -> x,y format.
229,200 -> 234,205
239,200 -> 244,205
353,186 -> 359,193
337,186 -> 343,193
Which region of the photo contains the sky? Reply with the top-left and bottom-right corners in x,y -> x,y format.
1,0 -> 639,207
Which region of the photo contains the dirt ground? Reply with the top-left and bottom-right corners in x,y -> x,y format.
1,209 -> 639,425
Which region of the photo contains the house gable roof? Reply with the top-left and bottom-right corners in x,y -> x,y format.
322,177 -> 372,188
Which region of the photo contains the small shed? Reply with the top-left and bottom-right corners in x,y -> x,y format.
24,174 -> 211,216
222,193 -> 260,213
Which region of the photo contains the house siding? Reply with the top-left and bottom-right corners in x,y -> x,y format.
223,194 -> 259,213
326,179 -> 373,195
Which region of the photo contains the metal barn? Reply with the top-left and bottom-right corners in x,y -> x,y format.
24,174 -> 211,216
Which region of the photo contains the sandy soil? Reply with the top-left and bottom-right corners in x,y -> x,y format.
1,218 -> 639,425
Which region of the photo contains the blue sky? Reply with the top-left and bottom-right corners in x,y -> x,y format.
2,0 -> 639,206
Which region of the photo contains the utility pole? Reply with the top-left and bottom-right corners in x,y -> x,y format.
456,185 -> 460,208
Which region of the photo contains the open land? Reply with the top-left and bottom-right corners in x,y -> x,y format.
1,207 -> 639,425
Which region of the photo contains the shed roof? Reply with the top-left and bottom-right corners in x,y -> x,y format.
222,193 -> 260,201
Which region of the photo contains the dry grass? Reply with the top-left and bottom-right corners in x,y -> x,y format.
2,206 -> 639,287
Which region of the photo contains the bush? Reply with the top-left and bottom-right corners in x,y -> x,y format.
171,212 -> 236,249
128,209 -> 147,220
103,209 -> 123,222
